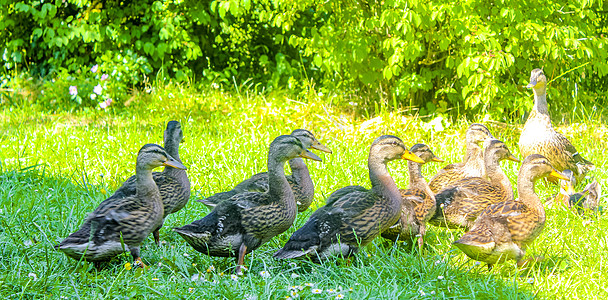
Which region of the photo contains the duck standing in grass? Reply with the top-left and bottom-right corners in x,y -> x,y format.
381,144 -> 443,251
429,139 -> 519,230
556,169 -> 602,215
274,135 -> 424,262
429,123 -> 494,193
199,129 -> 331,212
174,135 -> 322,274
56,144 -> 187,266
453,154 -> 568,269
111,121 -> 190,245
519,68 -> 594,183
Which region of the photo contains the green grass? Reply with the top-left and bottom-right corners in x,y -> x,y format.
0,83 -> 607,299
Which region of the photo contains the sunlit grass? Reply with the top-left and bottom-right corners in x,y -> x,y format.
0,82 -> 606,298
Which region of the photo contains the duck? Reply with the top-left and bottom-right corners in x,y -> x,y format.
173,135 -> 322,275
453,154 -> 568,269
55,144 -> 187,266
380,144 -> 443,251
111,121 -> 190,245
429,123 -> 494,193
273,135 -> 425,262
519,68 -> 594,183
199,129 -> 331,212
556,169 -> 602,215
428,139 -> 519,230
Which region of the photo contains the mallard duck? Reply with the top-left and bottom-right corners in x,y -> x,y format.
381,144 -> 443,250
429,123 -> 494,193
199,129 -> 331,212
173,135 -> 322,274
428,139 -> 519,229
273,135 -> 425,262
111,121 -> 190,245
519,68 -> 594,183
556,169 -> 601,214
453,154 -> 568,269
55,144 -> 187,266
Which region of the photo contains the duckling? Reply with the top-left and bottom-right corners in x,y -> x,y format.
173,135 -> 322,275
519,68 -> 594,183
112,121 -> 190,245
55,144 -> 187,266
453,154 -> 568,269
557,169 -> 601,215
429,139 -> 519,230
199,129 -> 331,212
381,144 -> 443,251
274,136 -> 425,262
429,123 -> 494,193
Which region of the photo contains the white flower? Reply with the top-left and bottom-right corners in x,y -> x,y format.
90,93 -> 96,100
231,274 -> 238,281
188,287 -> 194,293
28,272 -> 38,281
431,291 -> 436,295
91,64 -> 99,73
290,290 -> 298,298
335,294 -> 345,299
152,278 -> 159,281
437,275 -> 444,280
291,273 -> 299,279
318,91 -> 323,97
183,253 -> 190,257
420,290 -> 426,296
259,271 -> 271,278
527,278 -> 535,284
312,289 -> 322,294
207,265 -> 215,272
304,283 -> 314,287
93,84 -> 103,95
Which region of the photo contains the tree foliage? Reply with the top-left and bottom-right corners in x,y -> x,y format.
1,0 -> 607,117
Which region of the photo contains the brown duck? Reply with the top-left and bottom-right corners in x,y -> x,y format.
556,169 -> 602,215
519,68 -> 594,183
199,129 -> 331,212
453,154 -> 568,269
381,144 -> 443,251
429,123 -> 494,193
274,135 -> 424,262
429,139 -> 519,230
55,144 -> 187,266
173,135 -> 322,275
112,121 -> 190,245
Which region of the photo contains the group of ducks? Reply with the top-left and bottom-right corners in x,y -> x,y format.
56,69 -> 601,273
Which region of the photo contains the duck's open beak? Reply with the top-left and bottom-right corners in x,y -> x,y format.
549,169 -> 568,181
164,158 -> 187,170
402,150 -> 425,164
507,154 -> 520,163
431,155 -> 444,163
310,140 -> 332,154
300,149 -> 322,162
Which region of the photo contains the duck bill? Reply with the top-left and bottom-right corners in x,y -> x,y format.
310,141 -> 332,154
300,149 -> 322,162
549,170 -> 568,181
402,150 -> 425,163
431,156 -> 444,163
507,154 -> 520,163
526,79 -> 536,89
164,159 -> 187,170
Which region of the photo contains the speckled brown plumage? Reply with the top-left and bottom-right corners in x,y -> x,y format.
274,136 -> 425,262
429,139 -> 518,230
453,154 -> 567,268
55,144 -> 187,265
519,68 -> 594,183
174,135 -> 322,274
381,144 -> 442,247
111,121 -> 190,244
199,129 -> 331,213
429,124 -> 494,193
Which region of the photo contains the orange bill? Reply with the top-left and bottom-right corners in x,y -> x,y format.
549,169 -> 568,181
402,150 -> 425,163
310,140 -> 332,154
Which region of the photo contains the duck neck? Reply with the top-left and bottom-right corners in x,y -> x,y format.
268,157 -> 297,212
369,155 -> 401,210
464,144 -> 485,177
533,86 -> 550,117
485,155 -> 513,200
408,160 -> 436,201
463,142 -> 480,162
517,172 -> 545,220
136,165 -> 162,202
289,157 -> 313,194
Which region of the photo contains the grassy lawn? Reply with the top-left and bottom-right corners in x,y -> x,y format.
1,84 -> 606,299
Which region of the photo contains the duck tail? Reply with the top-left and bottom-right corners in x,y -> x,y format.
453,222 -> 495,261
274,218 -> 323,260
